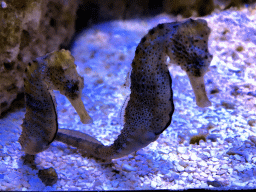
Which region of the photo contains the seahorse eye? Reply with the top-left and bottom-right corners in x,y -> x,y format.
64,80 -> 80,99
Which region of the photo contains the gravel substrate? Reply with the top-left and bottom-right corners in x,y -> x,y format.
1,6 -> 256,191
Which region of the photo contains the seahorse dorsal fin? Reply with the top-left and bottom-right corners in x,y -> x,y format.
119,95 -> 130,126
123,66 -> 132,88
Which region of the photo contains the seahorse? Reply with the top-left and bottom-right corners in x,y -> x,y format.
19,49 -> 93,155
55,18 -> 213,162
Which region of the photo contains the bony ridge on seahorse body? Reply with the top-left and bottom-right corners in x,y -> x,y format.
19,49 -> 93,155
55,18 -> 213,162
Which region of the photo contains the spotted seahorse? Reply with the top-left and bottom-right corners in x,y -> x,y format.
19,49 -> 93,155
55,18 -> 213,162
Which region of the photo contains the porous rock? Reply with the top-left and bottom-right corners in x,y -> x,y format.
0,0 -> 79,115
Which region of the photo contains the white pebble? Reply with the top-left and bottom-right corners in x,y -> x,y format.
234,164 -> 244,172
199,140 -> 206,147
181,154 -> 189,160
208,165 -> 217,172
228,168 -> 233,174
190,153 -> 198,161
207,175 -> 214,181
151,181 -> 157,188
210,150 -> 215,157
221,164 -> 229,169
176,165 -> 184,172
161,154 -> 169,160
178,180 -> 185,185
203,152 -> 211,158
112,180 -> 119,188
198,161 -> 207,167
211,157 -> 218,162
200,172 -> 208,178
187,167 -> 196,172
0,163 -> 7,173
181,172 -> 188,177
122,164 -> 137,172
188,174 -> 193,181
234,154 -> 241,161
177,147 -> 187,154
200,182 -> 208,188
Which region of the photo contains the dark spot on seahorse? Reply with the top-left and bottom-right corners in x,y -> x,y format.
4,62 -> 15,70
149,28 -> 155,35
135,47 -> 140,55
158,23 -> 164,29
141,37 -> 146,43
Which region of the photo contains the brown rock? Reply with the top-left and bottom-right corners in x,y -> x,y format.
38,167 -> 58,186
0,0 -> 79,115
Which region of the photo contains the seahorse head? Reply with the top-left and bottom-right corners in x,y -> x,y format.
166,19 -> 213,107
37,49 -> 93,124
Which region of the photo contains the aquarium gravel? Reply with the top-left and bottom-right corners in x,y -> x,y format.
1,6 -> 256,191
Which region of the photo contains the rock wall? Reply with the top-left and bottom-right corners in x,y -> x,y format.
0,0 -> 79,115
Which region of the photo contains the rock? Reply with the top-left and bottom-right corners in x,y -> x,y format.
37,167 -> 58,186
122,164 -> 137,172
206,134 -> 219,142
210,88 -> 220,94
0,0 -> 79,115
221,101 -> 235,109
207,180 -> 223,187
226,148 -> 244,156
163,0 -> 214,17
177,146 -> 187,154
176,164 -> 185,172
21,154 -> 37,170
190,134 -> 207,145
247,92 -> 256,97
248,120 -> 256,127
0,163 -> 7,173
249,136 -> 256,145
178,160 -> 189,168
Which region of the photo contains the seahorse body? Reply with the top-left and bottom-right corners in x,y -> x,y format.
19,49 -> 92,155
56,18 -> 213,161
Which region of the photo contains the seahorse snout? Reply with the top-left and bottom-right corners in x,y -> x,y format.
68,97 -> 93,124
187,75 -> 211,108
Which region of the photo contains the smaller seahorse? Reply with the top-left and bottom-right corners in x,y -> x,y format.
56,18 -> 213,162
19,49 -> 92,155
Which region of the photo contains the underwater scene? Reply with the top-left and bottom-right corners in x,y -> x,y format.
1,6 -> 256,191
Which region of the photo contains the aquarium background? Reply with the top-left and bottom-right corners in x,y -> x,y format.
1,3 -> 256,191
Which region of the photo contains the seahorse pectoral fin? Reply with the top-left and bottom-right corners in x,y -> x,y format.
187,74 -> 211,108
67,97 -> 93,124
